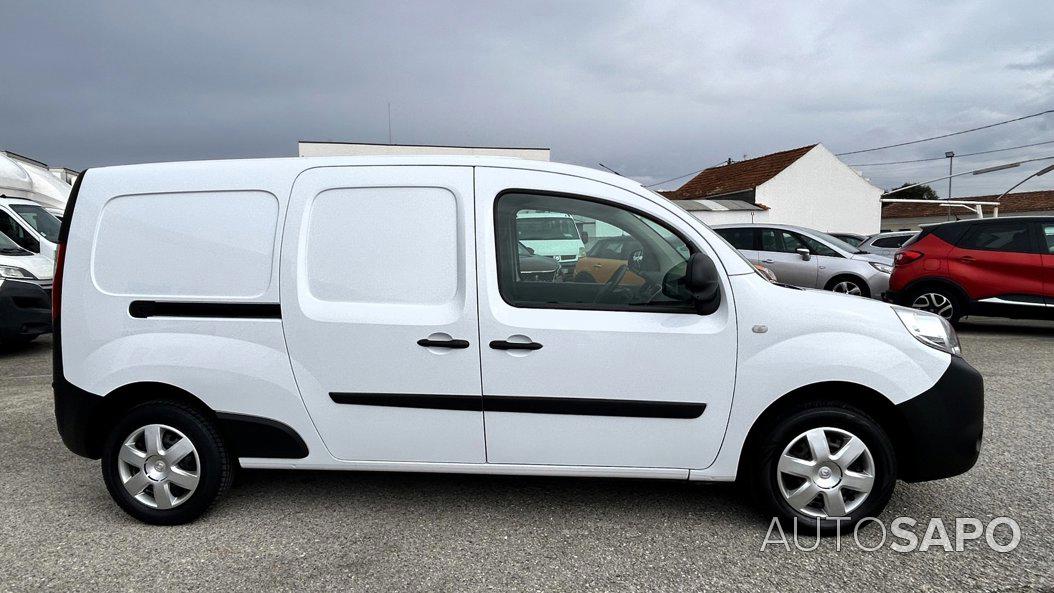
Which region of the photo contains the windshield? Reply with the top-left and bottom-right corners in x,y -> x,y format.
0,231 -> 27,254
10,204 -> 61,243
808,229 -> 868,254
516,217 -> 581,241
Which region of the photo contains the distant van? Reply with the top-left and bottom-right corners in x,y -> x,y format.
514,211 -> 586,273
54,157 -> 982,529
0,196 -> 61,260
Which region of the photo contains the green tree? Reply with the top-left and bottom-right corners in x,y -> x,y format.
885,183 -> 939,200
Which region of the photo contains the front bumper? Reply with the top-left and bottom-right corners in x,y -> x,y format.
0,279 -> 52,342
895,356 -> 984,482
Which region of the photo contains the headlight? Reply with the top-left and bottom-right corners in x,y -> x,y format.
869,261 -> 893,274
893,306 -> 961,356
0,265 -> 36,280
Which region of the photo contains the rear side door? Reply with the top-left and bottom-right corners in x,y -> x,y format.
280,166 -> 485,463
475,167 -> 737,469
949,220 -> 1044,303
757,228 -> 819,287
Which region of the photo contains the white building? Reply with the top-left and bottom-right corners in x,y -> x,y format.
663,144 -> 882,235
299,141 -> 550,161
0,150 -> 74,212
881,190 -> 1054,231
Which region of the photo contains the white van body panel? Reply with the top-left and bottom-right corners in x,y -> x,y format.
60,160 -> 329,459
60,155 -> 950,481
691,273 -> 950,480
280,165 -> 486,463
475,166 -> 739,469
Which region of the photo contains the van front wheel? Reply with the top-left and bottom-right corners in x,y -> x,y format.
754,403 -> 896,534
101,401 -> 232,525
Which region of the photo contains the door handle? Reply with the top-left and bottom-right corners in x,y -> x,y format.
417,338 -> 470,349
593,264 -> 603,268
761,259 -> 775,263
959,256 -> 976,263
489,340 -> 543,351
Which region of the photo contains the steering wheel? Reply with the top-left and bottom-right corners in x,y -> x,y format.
593,264 -> 629,304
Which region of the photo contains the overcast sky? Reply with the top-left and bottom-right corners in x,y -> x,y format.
2,1 -> 1053,197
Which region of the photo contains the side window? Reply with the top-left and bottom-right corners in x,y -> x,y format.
0,211 -> 39,253
495,192 -> 695,311
1041,223 -> 1054,254
714,228 -> 755,250
759,228 -> 806,254
797,234 -> 839,257
872,236 -> 908,248
958,222 -> 1033,253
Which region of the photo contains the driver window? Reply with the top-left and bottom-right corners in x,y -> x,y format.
495,192 -> 695,311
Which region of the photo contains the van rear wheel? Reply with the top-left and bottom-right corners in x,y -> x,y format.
753,402 -> 896,535
101,401 -> 232,525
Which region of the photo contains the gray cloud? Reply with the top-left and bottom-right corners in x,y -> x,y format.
1,0 -> 1052,197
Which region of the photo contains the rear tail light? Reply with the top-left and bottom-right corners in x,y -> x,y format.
895,250 -> 923,266
52,242 -> 66,320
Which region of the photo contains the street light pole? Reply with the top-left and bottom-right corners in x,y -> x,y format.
945,151 -> 955,199
994,162 -> 1054,200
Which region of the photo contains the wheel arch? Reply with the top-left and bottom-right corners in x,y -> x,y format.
899,276 -> 970,303
736,381 -> 906,483
82,382 -> 307,460
824,273 -> 870,296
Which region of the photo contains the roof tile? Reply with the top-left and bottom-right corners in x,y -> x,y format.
882,190 -> 1054,218
670,145 -> 817,199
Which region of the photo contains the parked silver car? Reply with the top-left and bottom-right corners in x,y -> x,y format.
712,223 -> 893,298
857,231 -> 918,257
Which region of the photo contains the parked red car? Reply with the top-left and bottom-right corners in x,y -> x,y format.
887,216 -> 1054,324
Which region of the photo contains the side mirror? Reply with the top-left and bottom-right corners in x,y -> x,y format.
796,247 -> 811,261
526,246 -> 535,254
684,252 -> 722,315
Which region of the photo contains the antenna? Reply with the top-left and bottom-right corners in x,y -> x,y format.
597,162 -> 622,176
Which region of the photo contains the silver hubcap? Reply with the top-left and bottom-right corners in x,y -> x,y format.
832,281 -> 862,296
117,424 -> 200,510
912,292 -> 954,319
777,427 -> 876,518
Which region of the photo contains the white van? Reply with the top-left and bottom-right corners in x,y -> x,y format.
0,231 -> 54,344
54,157 -> 983,528
0,196 -> 61,261
514,210 -> 586,273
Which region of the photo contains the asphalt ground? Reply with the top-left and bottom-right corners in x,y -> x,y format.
1,321 -> 1052,592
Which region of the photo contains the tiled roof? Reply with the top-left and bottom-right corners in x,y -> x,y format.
882,190 -> 1054,218
670,145 -> 817,199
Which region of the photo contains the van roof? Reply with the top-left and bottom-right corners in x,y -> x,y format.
86,155 -> 648,195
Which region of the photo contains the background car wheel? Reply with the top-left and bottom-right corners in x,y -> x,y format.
102,401 -> 232,525
826,276 -> 869,298
753,402 -> 896,535
908,287 -> 961,324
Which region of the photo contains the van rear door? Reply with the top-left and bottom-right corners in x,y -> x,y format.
281,166 -> 485,463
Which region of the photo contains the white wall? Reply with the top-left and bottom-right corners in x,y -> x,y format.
299,142 -> 550,161
755,144 -> 882,235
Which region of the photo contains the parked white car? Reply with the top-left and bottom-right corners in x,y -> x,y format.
0,196 -> 61,260
54,157 -> 982,532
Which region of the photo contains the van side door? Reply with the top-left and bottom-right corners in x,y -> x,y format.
475,167 -> 737,469
280,166 -> 485,463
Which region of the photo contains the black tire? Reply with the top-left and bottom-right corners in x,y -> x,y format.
753,402 -> 896,535
906,285 -> 962,325
825,275 -> 870,298
101,401 -> 233,525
